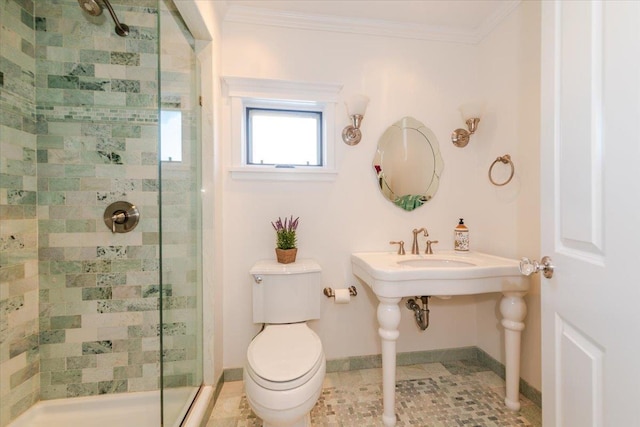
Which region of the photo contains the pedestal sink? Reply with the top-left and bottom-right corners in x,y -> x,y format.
351,251 -> 530,427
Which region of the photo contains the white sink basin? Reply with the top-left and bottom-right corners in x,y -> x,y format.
397,258 -> 475,268
351,250 -> 529,298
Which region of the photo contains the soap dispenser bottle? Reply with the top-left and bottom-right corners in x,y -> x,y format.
454,218 -> 469,252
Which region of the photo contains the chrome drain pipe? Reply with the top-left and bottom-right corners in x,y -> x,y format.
406,296 -> 430,331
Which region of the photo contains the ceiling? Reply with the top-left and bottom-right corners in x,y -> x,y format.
220,0 -> 521,43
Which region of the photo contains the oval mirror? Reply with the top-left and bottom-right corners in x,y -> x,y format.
373,117 -> 444,211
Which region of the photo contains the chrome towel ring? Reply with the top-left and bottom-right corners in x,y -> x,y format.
489,154 -> 515,186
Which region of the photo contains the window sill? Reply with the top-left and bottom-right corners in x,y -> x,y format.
229,167 -> 338,182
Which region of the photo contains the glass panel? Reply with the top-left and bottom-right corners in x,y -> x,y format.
161,110 -> 184,162
247,108 -> 323,166
159,1 -> 202,425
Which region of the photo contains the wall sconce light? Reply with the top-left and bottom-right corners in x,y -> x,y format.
451,103 -> 484,147
342,94 -> 369,146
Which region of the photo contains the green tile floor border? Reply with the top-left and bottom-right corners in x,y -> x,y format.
221,346 -> 541,408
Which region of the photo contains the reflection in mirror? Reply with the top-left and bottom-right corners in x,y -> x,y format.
373,117 -> 444,211
160,110 -> 183,162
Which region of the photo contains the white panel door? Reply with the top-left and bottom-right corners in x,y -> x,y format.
540,1 -> 640,426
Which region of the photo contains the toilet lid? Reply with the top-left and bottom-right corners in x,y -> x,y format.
247,324 -> 322,383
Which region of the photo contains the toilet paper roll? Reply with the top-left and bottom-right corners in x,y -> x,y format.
334,288 -> 351,304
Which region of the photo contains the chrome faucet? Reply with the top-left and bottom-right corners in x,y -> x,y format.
390,240 -> 405,255
411,228 -> 428,254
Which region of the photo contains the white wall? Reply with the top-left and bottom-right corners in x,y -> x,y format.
218,2 -> 541,390
475,1 -> 542,390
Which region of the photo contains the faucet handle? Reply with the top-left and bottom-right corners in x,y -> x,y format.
425,240 -> 439,255
389,241 -> 406,255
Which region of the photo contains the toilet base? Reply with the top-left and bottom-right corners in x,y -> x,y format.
244,355 -> 325,427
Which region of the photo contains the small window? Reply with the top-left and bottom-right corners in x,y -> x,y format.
224,76 -> 341,181
246,108 -> 322,167
160,110 -> 182,162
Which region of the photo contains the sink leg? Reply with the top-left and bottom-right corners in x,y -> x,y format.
377,297 -> 401,427
500,292 -> 527,411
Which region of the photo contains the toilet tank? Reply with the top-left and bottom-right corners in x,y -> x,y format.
250,259 -> 322,324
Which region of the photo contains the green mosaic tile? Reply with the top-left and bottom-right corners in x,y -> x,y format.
65,63 -> 95,77
40,357 -> 65,373
125,298 -> 158,312
36,149 -> 48,163
97,272 -> 126,286
6,158 -> 36,176
66,355 -> 97,370
9,360 -> 39,389
79,49 -> 110,64
110,52 -> 140,66
112,124 -> 141,138
35,17 -> 47,31
36,32 -> 63,48
93,91 -> 126,106
0,173 -> 24,189
22,39 -> 35,58
7,190 -> 36,205
38,218 -> 65,232
82,286 -> 112,300
51,369 -> 81,385
114,365 -> 142,379
48,177 -> 80,191
9,333 -> 38,358
49,260 -> 82,273
112,79 -> 140,93
110,259 -> 142,272
36,87 -> 64,104
63,89 -> 94,106
65,273 -> 96,288
40,330 -> 66,344
67,382 -> 98,397
142,284 -> 169,298
126,93 -> 156,107
21,9 -> 34,29
162,322 -> 186,336
127,324 -> 158,339
78,77 -> 109,91
98,379 -> 127,394
50,315 -> 81,329
48,75 -> 78,89
113,337 -> 142,353
96,138 -> 126,151
82,340 -> 112,355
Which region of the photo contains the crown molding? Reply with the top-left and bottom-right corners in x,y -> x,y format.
224,1 -> 521,45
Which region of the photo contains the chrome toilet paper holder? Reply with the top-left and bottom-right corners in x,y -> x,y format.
323,286 -> 357,298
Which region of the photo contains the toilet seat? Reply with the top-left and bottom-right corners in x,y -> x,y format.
247,323 -> 323,391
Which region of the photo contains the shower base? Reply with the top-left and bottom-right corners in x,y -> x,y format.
9,387 -> 199,427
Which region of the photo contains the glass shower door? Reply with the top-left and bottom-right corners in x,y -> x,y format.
158,1 -> 202,425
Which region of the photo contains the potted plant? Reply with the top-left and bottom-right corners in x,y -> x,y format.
272,215 -> 299,264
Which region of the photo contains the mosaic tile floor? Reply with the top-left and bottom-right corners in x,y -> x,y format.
207,360 -> 542,427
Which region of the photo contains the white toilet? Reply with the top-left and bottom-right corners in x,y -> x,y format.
244,259 -> 326,427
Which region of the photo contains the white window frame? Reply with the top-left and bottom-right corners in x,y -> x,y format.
223,76 -> 342,181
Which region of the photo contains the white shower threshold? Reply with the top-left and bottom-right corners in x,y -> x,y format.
9,387 -> 205,427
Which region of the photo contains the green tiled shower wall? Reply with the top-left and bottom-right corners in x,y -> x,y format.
1,0 -> 40,425
1,1 -> 200,425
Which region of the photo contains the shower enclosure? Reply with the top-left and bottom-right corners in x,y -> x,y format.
0,0 -> 203,425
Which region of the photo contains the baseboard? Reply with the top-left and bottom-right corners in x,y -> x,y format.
475,347 -> 542,408
222,346 -> 541,407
